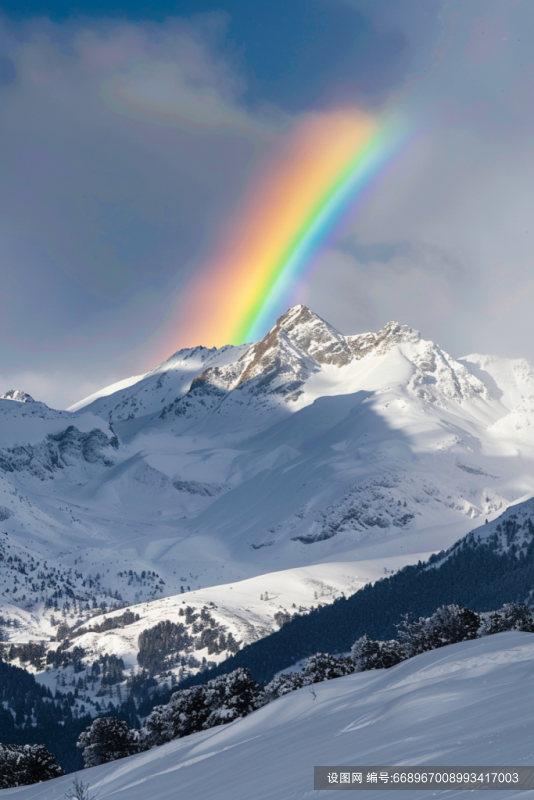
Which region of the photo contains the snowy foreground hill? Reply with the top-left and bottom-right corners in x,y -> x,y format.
6,631 -> 534,800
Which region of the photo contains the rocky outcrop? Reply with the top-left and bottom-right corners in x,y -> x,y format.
0,390 -> 35,403
0,426 -> 118,480
347,321 -> 420,359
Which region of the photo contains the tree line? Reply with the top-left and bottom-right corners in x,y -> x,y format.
76,601 -> 534,769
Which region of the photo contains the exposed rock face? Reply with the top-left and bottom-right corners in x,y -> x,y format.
236,311 -> 424,391
0,427 -> 118,480
410,342 -> 488,403
0,390 -> 35,403
347,321 -> 420,359
166,306 -> 341,416
167,305 -> 349,416
158,305 -> 492,422
239,305 -> 354,379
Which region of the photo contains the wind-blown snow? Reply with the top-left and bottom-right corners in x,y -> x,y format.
5,631 -> 534,800
67,375 -> 146,413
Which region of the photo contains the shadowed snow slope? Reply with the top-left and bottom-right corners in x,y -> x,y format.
5,631 -> 534,800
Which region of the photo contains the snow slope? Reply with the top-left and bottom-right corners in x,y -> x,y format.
68,344 -> 249,420
10,492 -> 532,708
11,553 -> 421,709
5,631 -> 534,800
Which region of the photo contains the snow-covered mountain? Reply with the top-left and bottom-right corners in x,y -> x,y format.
3,304 -> 534,644
10,630 -> 534,800
2,552 -> 422,718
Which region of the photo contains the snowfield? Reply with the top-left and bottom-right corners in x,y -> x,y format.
4,631 -> 534,800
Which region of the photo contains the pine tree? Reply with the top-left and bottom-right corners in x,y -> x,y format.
203,668 -> 260,728
256,653 -> 355,706
144,668 -> 261,747
300,653 -> 355,683
397,605 -> 480,658
0,743 -> 63,788
255,672 -> 304,707
77,717 -> 140,767
479,602 -> 534,635
351,635 -> 404,671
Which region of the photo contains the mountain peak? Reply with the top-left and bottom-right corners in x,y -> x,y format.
274,303 -> 326,329
348,321 -> 420,360
272,308 -> 421,363
232,309 -> 421,397
259,305 -> 352,366
0,389 -> 35,403
231,306 -> 348,394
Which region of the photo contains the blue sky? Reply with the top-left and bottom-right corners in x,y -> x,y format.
1,0 -> 534,406
0,0 -> 431,110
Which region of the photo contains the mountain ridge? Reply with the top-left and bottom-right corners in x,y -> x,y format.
1,304 -> 534,645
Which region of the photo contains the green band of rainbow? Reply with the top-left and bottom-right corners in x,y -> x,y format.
236,121 -> 411,344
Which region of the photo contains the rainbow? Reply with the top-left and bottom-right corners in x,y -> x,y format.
173,110 -> 411,348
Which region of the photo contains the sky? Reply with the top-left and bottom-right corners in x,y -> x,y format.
1,0 -> 534,408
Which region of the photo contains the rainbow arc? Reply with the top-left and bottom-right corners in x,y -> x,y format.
174,110 -> 411,348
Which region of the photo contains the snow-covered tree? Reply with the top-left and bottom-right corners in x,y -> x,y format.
77,717 -> 140,767
255,672 -> 304,708
144,668 -> 260,747
397,605 -> 480,657
479,602 -> 534,636
256,653 -> 355,707
0,743 -> 63,788
145,685 -> 206,746
351,606 -> 483,671
351,635 -> 404,671
300,653 -> 355,683
203,667 -> 260,727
